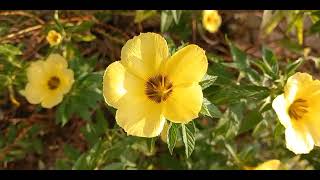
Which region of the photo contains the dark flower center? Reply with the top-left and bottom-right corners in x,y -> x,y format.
145,75 -> 173,103
288,99 -> 308,120
48,76 -> 60,90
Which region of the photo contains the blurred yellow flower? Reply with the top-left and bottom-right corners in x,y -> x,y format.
272,72 -> 320,154
245,160 -> 281,170
25,54 -> 74,108
202,10 -> 222,33
103,32 -> 208,137
47,30 -> 62,46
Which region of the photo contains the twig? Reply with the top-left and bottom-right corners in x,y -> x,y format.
0,11 -> 45,24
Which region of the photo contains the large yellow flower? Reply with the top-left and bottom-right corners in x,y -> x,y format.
202,10 -> 222,33
46,30 -> 62,46
103,32 -> 208,137
245,160 -> 281,170
25,54 -> 74,108
272,72 -> 320,154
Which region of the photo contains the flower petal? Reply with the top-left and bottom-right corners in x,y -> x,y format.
24,83 -> 46,104
164,84 -> 203,123
41,92 -> 63,108
45,53 -> 68,70
284,72 -> 314,105
285,124 -> 314,154
120,32 -> 169,80
58,69 -> 74,94
103,61 -> 144,108
115,93 -> 166,138
27,61 -> 47,84
164,45 -> 208,85
272,94 -> 291,128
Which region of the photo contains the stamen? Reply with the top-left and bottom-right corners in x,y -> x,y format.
48,76 -> 60,90
288,99 -> 308,120
145,75 -> 173,103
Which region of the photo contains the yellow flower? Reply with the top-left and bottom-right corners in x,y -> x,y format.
25,54 -> 74,108
245,160 -> 281,170
46,30 -> 62,46
202,10 -> 222,33
103,32 -> 208,137
272,72 -> 320,154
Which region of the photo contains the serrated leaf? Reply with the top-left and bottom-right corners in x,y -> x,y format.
239,108 -> 263,134
286,58 -> 304,77
262,46 -> 278,75
200,97 -> 222,118
0,44 -> 22,56
161,10 -> 173,32
200,74 -> 218,90
181,121 -> 196,158
171,10 -> 182,24
167,122 -> 179,155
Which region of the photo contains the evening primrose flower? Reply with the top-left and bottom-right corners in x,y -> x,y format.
46,30 -> 62,46
24,54 -> 74,108
245,160 -> 281,170
202,10 -> 222,33
103,32 -> 207,137
272,72 -> 320,154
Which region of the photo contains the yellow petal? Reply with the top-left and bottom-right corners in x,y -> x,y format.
115,92 -> 166,138
202,10 -> 222,33
103,61 -> 144,108
285,124 -> 314,154
284,72 -> 314,105
164,45 -> 208,85
24,83 -> 46,104
41,91 -> 63,108
57,69 -> 74,94
45,54 -> 68,70
272,94 -> 291,128
120,32 -> 169,80
27,61 -> 47,84
303,97 -> 320,146
253,160 -> 281,170
164,84 -> 203,123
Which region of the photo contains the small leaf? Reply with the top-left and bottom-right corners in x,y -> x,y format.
161,10 -> 173,33
167,122 -> 179,155
200,74 -> 218,90
181,121 -> 196,158
310,21 -> 320,33
239,108 -> 263,134
0,44 -> 22,56
286,58 -> 304,77
134,10 -> 157,23
171,10 -> 182,24
200,97 -> 222,118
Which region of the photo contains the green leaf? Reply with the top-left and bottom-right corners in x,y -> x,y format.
285,58 -> 304,77
64,144 -> 81,161
147,137 -> 156,154
227,39 -> 250,71
0,44 -> 22,56
200,97 -> 222,118
181,121 -> 196,158
167,122 -> 179,155
279,38 -> 304,54
261,10 -> 286,35
161,10 -> 173,32
72,33 -> 96,42
239,108 -> 263,134
262,46 -> 279,76
310,21 -> 320,33
200,74 -> 218,90
171,10 -> 182,24
56,101 -> 69,126
295,15 -> 304,45
274,122 -> 285,140
134,10 -> 157,23
66,21 -> 94,33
